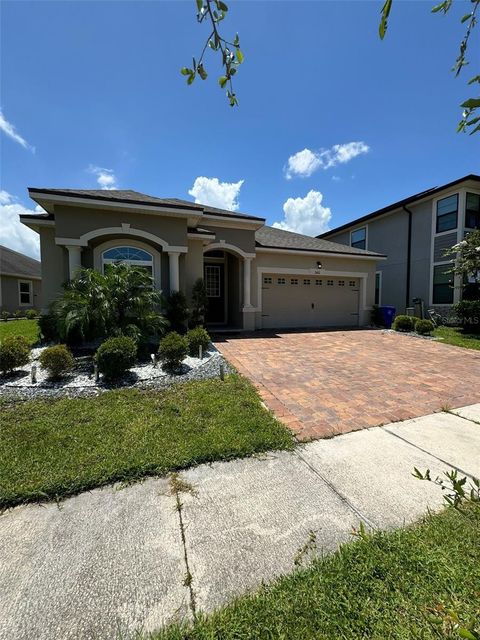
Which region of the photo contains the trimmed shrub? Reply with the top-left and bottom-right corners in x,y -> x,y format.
415,319 -> 434,336
0,335 -> 30,375
39,345 -> 74,379
38,314 -> 59,342
165,291 -> 189,333
189,278 -> 208,328
1,311 -> 10,322
392,315 -> 415,332
25,309 -> 38,320
158,332 -> 188,371
186,326 -> 211,357
453,299 -> 480,334
95,336 -> 137,380
14,310 -> 24,318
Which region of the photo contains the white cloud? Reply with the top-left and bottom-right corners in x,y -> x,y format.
0,191 -> 42,259
0,110 -> 34,152
284,149 -> 322,180
88,165 -> 118,190
273,190 -> 332,236
284,141 -> 369,179
188,176 -> 245,211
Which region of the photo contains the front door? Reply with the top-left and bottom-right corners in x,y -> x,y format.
204,263 -> 226,324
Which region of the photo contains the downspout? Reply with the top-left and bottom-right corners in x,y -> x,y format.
403,205 -> 413,309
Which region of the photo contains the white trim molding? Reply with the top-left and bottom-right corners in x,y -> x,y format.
203,242 -> 256,260
56,226 -> 188,253
93,239 -> 162,290
255,247 -> 384,261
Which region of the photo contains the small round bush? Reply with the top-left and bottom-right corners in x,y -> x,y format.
25,309 -> 38,320
95,336 -> 137,380
186,326 -> 211,357
14,309 -> 24,318
415,319 -> 434,336
158,332 -> 188,371
0,335 -> 30,375
392,315 -> 415,332
1,311 -> 10,322
39,344 -> 74,379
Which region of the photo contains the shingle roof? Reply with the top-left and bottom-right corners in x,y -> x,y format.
0,245 -> 41,278
255,226 -> 384,257
320,174 -> 480,238
28,188 -> 265,221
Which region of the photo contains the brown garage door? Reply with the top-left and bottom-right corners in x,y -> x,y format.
261,275 -> 360,329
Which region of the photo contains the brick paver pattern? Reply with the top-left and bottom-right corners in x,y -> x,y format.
215,329 -> 480,441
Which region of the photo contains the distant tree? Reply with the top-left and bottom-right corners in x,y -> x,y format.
444,229 -> 480,287
184,0 -> 479,134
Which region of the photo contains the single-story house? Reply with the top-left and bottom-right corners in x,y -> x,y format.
20,188 -> 384,330
0,245 -> 42,313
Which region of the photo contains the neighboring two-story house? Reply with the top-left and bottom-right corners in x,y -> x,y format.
319,174 -> 480,317
20,188 -> 384,331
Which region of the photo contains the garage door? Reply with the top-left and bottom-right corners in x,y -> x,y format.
261,275 -> 360,329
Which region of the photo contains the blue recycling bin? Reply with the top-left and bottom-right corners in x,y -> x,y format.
380,305 -> 396,329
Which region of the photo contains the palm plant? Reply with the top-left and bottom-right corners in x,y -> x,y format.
51,264 -> 167,344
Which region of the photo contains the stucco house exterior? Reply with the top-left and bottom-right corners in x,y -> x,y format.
320,174 -> 480,317
0,245 -> 42,313
20,188 -> 384,331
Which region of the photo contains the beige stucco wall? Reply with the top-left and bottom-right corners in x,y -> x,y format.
184,239 -> 205,300
53,205 -> 188,248
0,275 -> 42,312
201,224 -> 256,254
39,227 -> 68,310
251,251 -> 378,328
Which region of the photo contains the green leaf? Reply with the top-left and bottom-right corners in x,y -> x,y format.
461,12 -> 472,23
187,72 -> 196,85
236,48 -> 244,64
431,0 -> 451,13
234,32 -> 240,47
217,0 -> 228,11
180,67 -> 191,76
461,98 -> 480,108
196,0 -> 203,12
468,75 -> 480,85
198,63 -> 208,80
218,75 -> 228,88
458,630 -> 477,640
379,0 -> 392,39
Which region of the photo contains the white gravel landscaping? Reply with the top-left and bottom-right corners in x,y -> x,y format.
0,344 -> 232,399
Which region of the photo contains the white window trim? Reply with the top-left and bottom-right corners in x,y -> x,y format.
93,239 -> 162,290
350,225 -> 368,251
375,270 -> 382,306
18,279 -> 33,307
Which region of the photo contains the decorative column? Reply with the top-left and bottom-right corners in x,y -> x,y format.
66,246 -> 82,280
243,257 -> 252,308
168,251 -> 180,292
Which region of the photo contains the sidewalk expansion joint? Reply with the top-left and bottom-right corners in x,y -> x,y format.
293,450 -> 377,530
382,427 -> 476,479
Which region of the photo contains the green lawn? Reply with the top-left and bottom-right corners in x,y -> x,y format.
155,505 -> 480,640
0,319 -> 40,345
434,326 -> 480,351
0,375 -> 293,508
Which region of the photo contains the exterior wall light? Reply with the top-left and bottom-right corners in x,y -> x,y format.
316,261 -> 322,269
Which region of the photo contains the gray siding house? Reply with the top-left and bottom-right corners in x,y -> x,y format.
0,245 -> 42,313
319,175 -> 480,316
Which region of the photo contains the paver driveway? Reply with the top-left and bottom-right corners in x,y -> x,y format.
215,329 -> 480,440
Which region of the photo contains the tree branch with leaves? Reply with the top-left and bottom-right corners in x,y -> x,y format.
379,0 -> 480,134
181,0 -> 244,106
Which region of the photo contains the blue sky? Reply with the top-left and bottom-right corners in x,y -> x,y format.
1,0 -> 479,257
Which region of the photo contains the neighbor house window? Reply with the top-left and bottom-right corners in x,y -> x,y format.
375,272 -> 382,306
465,192 -> 480,229
432,264 -> 454,304
436,194 -> 458,233
102,246 -> 154,278
18,280 -> 32,306
351,227 -> 366,250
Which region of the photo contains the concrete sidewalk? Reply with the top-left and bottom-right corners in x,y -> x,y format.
1,405 -> 479,640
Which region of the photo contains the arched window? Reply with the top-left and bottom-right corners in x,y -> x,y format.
102,246 -> 154,278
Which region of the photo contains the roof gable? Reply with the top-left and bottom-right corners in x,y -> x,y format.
0,245 -> 41,278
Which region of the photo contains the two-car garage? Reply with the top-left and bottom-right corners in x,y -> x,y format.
260,274 -> 360,329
